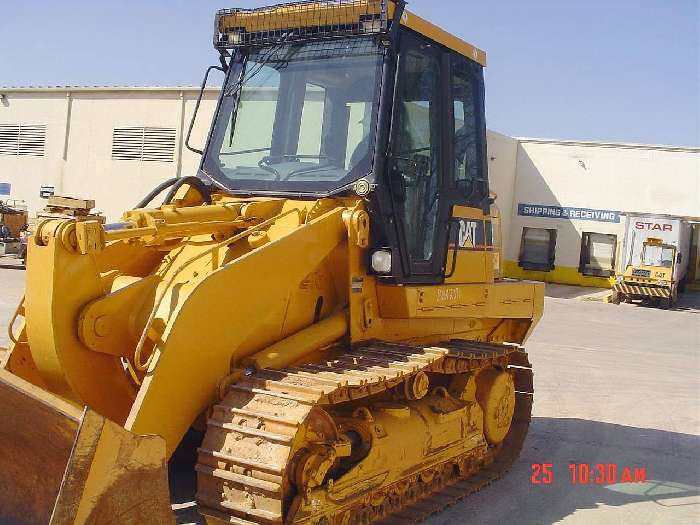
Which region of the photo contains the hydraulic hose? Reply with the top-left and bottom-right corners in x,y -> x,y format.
162,176 -> 212,206
135,176 -> 212,209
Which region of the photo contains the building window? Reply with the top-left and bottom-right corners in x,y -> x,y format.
519,227 -> 557,271
0,124 -> 46,157
580,232 -> 616,277
111,127 -> 176,162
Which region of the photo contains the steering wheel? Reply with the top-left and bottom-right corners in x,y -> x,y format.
257,156 -> 281,180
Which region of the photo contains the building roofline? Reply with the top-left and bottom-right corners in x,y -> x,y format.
0,86 -> 220,94
0,89 -> 698,153
517,136 -> 700,153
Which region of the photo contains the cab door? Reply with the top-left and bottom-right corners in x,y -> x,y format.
387,31 -> 450,283
443,51 -> 494,284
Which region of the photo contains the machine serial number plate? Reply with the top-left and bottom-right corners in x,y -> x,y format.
631,269 -> 651,277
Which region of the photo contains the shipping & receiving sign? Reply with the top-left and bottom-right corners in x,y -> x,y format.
518,203 -> 620,223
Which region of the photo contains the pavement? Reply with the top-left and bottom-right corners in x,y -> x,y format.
426,290 -> 700,525
544,283 -> 612,301
0,269 -> 698,524
0,254 -> 24,270
0,268 -> 25,357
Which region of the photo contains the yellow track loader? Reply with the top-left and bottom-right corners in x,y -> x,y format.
0,1 -> 543,523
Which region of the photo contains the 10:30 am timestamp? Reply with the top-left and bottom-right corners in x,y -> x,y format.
531,463 -> 647,485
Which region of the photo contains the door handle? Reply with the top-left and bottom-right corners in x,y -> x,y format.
444,219 -> 460,279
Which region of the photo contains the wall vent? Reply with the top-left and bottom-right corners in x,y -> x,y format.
112,127 -> 176,162
0,124 -> 46,157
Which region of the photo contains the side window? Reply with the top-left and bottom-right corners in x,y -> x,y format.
450,54 -> 488,204
580,232 -> 616,277
390,37 -> 443,265
519,227 -> 557,271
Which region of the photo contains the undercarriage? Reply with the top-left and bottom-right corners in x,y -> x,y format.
197,341 -> 533,525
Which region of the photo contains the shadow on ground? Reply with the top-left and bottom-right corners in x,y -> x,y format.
543,284 -> 608,300
425,417 -> 700,525
170,417 -> 700,524
625,290 -> 700,314
673,290 -> 700,312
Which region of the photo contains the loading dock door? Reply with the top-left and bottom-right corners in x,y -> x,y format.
580,232 -> 616,277
519,227 -> 557,271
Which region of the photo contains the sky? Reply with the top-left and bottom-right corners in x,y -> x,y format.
1,0 -> 698,146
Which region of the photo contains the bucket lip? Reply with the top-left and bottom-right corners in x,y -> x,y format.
0,369 -> 82,422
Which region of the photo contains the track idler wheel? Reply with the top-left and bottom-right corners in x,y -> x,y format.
476,368 -> 516,445
403,371 -> 429,400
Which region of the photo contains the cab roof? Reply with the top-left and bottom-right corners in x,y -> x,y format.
215,0 -> 486,66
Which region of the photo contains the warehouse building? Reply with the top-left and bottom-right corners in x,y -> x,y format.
0,87 -> 220,219
487,132 -> 700,287
1,86 -> 699,287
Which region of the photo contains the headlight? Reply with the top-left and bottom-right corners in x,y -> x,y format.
226,31 -> 243,45
658,280 -> 668,287
615,275 -> 624,284
371,249 -> 392,274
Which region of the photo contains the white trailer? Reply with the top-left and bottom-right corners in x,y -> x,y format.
614,213 -> 693,307
619,214 -> 692,281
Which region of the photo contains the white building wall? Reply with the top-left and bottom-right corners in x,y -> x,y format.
485,130 -> 519,261
0,92 -> 70,214
0,88 -> 219,220
501,138 -> 700,286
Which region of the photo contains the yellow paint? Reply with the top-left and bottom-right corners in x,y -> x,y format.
476,369 -> 515,445
451,207 -> 486,220
447,250 -> 489,284
11,198 -> 543,458
240,311 -> 348,371
1,192 -> 543,521
396,6 -> 487,65
612,282 -> 670,299
303,389 -> 487,514
446,206 -> 495,285
23,220 -> 138,424
613,241 -> 676,300
376,281 -> 539,320
125,205 -> 348,455
218,1 -> 383,33
621,264 -> 672,284
503,260 -> 615,289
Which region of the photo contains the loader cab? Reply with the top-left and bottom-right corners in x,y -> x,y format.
202,8 -> 493,286
372,29 -> 492,285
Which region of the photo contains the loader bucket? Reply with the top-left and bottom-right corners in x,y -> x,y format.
0,370 -> 175,525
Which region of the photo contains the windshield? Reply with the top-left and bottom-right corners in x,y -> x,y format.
642,244 -> 675,268
203,38 -> 383,195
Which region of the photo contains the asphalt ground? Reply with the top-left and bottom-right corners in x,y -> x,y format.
0,268 -> 698,524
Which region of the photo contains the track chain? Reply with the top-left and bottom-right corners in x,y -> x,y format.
196,340 -> 533,525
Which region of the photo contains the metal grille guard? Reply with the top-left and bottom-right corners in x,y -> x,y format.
214,0 -> 391,49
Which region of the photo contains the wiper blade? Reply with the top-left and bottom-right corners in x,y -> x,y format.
264,154 -> 330,164
284,163 -> 336,180
224,34 -> 292,98
258,164 -> 281,179
225,36 -> 293,147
